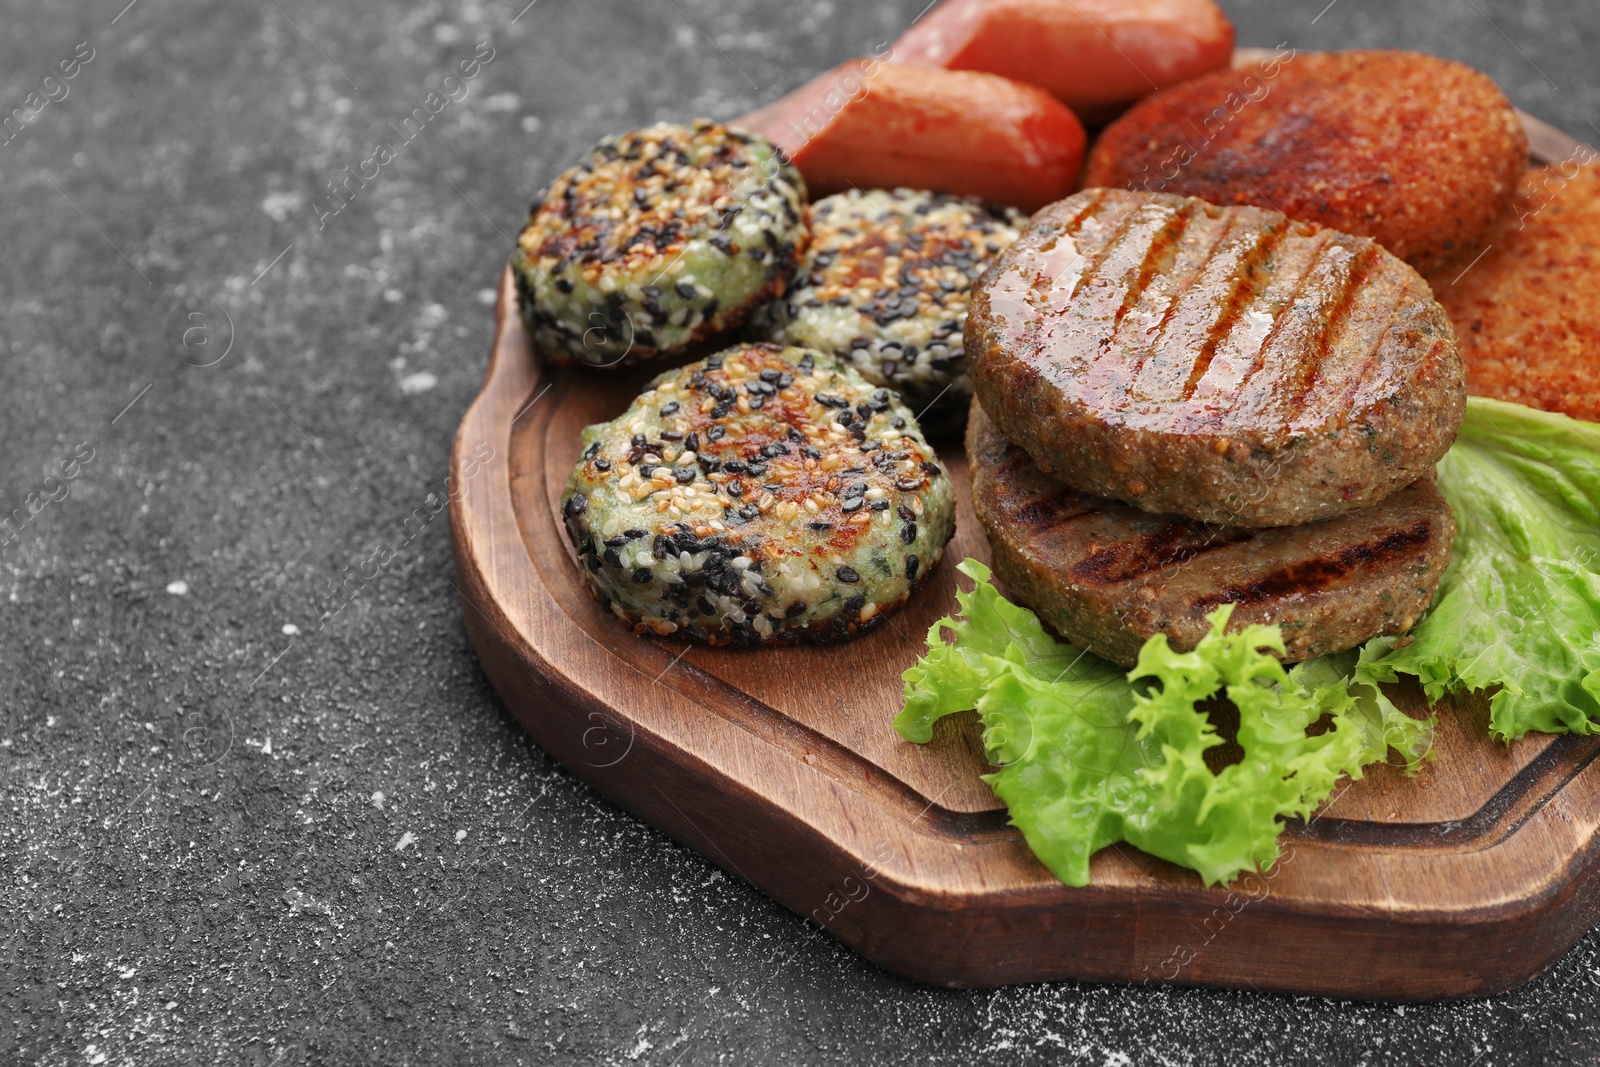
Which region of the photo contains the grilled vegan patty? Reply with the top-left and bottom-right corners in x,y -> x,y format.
516,120 -> 810,366
751,188 -> 1027,427
967,403 -> 1455,667
561,343 -> 956,645
966,188 -> 1465,527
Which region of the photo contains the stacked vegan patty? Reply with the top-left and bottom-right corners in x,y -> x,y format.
964,188 -> 1467,666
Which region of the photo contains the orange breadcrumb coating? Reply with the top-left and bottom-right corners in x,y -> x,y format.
1424,162 -> 1600,423
1083,50 -> 1528,273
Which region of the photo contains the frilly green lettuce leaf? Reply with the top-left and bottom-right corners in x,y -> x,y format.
896,560 -> 1430,887
1363,398 -> 1600,740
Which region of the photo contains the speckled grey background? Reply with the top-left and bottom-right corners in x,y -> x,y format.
3,1 -> 1598,1064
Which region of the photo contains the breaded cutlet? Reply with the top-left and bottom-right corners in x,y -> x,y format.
1425,161 -> 1600,423
1083,50 -> 1528,273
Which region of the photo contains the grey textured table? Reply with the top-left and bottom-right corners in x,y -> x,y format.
4,1 -> 1599,1063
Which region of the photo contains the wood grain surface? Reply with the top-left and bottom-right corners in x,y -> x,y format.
448,118 -> 1600,1000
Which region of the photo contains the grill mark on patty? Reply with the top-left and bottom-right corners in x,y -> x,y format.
1179,221 -> 1288,403
1172,229 -> 1337,433
1070,522 -> 1257,585
1105,200 -> 1195,330
1277,241 -> 1383,424
1011,488 -> 1106,527
1310,267 -> 1415,429
1237,236 -> 1368,426
1189,518 -> 1434,612
1064,200 -> 1165,360
984,190 -> 1109,362
1081,199 -> 1208,413
1115,206 -> 1239,411
1140,213 -> 1279,411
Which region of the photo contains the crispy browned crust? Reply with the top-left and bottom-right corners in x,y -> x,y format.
965,188 -> 1465,527
1424,163 -> 1600,423
1083,50 -> 1528,273
967,402 -> 1455,666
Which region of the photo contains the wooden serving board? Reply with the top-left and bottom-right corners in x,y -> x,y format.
449,121 -> 1600,1000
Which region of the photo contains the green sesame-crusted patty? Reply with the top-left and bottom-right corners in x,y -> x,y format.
751,188 -> 1027,427
561,342 -> 956,646
516,120 -> 810,367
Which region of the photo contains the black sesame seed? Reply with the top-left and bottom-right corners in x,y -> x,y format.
801,445 -> 822,460
603,547 -> 621,568
906,555 -> 920,582
798,353 -> 814,372
674,467 -> 695,484
555,278 -> 574,294
869,500 -> 890,511
837,565 -> 860,584
684,432 -> 700,452
900,522 -> 917,544
844,595 -> 866,613
707,425 -> 726,442
594,459 -> 611,471
564,494 -> 587,517
807,521 -> 832,531
785,601 -> 808,618
675,281 -> 697,299
632,568 -> 653,584
660,401 -> 680,416
584,441 -> 601,458
623,528 -> 648,539
840,497 -> 863,513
